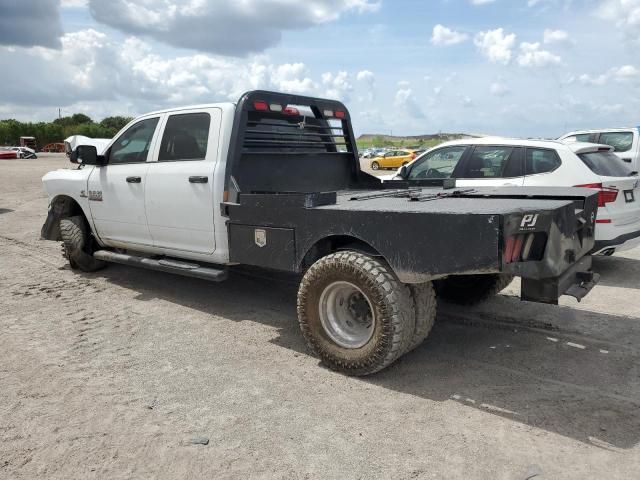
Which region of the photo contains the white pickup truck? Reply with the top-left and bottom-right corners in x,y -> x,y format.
41,91 -> 600,375
559,127 -> 640,173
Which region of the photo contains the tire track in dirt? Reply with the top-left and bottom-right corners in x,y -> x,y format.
0,235 -> 153,476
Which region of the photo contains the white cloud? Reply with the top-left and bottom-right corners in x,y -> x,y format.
614,64 -> 639,78
598,0 -> 640,45
88,0 -> 381,55
0,29 -> 337,114
61,0 -> 88,7
394,87 -> 424,119
543,29 -> 570,44
356,70 -> 375,84
579,73 -> 609,86
431,24 -> 469,46
490,82 -> 511,96
578,64 -> 639,86
474,28 -> 516,64
321,71 -> 353,101
517,42 -> 562,67
356,70 -> 376,101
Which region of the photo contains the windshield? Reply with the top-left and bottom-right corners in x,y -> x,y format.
578,151 -> 634,177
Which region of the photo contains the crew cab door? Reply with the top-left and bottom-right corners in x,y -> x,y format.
87,116 -> 161,247
144,108 -> 221,254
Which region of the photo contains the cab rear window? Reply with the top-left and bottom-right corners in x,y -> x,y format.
598,132 -> 634,152
578,151 -> 634,177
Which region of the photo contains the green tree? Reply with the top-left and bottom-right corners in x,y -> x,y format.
100,116 -> 132,134
71,113 -> 93,124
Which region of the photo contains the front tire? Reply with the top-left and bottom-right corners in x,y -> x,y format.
434,274 -> 513,305
59,216 -> 106,272
371,161 -> 380,171
297,251 -> 415,376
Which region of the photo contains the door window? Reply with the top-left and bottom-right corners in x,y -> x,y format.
109,117 -> 159,164
598,132 -> 634,153
459,146 -> 519,179
525,148 -> 561,175
159,113 -> 211,161
408,146 -> 467,180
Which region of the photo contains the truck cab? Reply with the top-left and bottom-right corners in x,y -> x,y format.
44,103 -> 236,265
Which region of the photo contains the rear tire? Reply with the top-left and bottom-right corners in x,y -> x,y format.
371,161 -> 380,170
434,274 -> 513,305
297,251 -> 415,376
406,282 -> 437,352
60,216 -> 106,272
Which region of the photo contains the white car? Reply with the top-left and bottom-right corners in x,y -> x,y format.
559,128 -> 640,173
9,146 -> 37,159
393,138 -> 640,255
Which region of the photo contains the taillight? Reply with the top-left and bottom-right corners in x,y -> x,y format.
575,183 -> 618,207
283,106 -> 299,115
504,235 -> 525,264
254,100 -> 268,111
335,110 -> 346,119
411,153 -> 417,160
504,233 -> 546,264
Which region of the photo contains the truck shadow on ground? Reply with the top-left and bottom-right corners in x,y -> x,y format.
94,263 -> 640,451
592,255 -> 640,289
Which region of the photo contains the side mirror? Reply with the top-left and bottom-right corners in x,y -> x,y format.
398,165 -> 409,179
75,145 -> 103,166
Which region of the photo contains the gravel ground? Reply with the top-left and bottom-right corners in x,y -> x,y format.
1,154 -> 639,479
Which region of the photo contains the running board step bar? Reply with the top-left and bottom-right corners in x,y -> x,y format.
94,250 -> 228,282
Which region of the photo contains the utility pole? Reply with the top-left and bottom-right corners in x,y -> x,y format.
58,108 -> 61,120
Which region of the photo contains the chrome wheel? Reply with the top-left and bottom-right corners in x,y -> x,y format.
319,281 -> 375,349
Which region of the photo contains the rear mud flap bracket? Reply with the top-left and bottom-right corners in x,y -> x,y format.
521,256 -> 599,305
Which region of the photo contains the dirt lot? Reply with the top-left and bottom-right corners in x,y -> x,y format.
1,154 -> 640,479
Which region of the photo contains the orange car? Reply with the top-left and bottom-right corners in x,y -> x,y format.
370,149 -> 416,170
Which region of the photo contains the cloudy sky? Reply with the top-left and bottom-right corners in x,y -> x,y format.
0,0 -> 639,137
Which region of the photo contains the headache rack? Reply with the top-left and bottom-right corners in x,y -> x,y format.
225,90 -> 378,197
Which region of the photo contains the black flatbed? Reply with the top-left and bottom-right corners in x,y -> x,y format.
223,91 -> 599,305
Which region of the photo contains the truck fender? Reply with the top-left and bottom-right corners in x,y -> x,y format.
41,195 -> 96,242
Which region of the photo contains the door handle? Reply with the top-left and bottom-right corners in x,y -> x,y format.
622,158 -> 632,163
126,176 -> 142,183
189,176 -> 209,184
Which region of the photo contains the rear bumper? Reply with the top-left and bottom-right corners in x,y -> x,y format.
521,256 -> 599,305
592,229 -> 640,254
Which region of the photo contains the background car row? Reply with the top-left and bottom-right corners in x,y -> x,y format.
0,146 -> 37,159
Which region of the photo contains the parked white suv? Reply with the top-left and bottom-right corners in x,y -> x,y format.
559,128 -> 640,173
393,138 -> 640,255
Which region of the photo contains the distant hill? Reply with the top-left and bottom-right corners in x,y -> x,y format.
356,133 -> 482,149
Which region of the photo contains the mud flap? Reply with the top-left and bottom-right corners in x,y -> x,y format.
40,207 -> 62,241
521,256 -> 599,305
